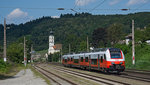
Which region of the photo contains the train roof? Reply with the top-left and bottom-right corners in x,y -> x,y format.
62,48 -> 121,57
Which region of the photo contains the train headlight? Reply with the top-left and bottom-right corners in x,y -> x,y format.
111,62 -> 115,65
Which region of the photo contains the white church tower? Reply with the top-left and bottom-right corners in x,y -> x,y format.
48,30 -> 55,54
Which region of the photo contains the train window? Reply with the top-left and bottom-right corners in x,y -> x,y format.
81,57 -> 83,62
65,59 -> 67,63
68,58 -> 70,61
74,59 -> 79,63
91,59 -> 97,65
104,54 -> 106,60
101,56 -> 103,63
85,57 -> 88,62
71,58 -> 73,61
111,53 -> 121,58
110,50 -> 121,58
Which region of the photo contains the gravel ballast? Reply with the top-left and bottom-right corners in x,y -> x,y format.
0,69 -> 48,85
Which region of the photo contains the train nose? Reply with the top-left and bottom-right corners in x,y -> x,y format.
111,62 -> 123,65
109,62 -> 125,72
111,62 -> 115,64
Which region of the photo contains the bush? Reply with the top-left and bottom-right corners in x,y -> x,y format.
0,59 -> 10,73
115,43 -> 150,70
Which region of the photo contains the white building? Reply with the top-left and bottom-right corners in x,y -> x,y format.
125,34 -> 132,45
146,40 -> 150,44
48,31 -> 61,55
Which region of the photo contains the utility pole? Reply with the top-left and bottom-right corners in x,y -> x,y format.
30,44 -> 33,64
87,36 -> 89,52
69,44 -> 71,54
132,20 -> 135,65
3,18 -> 7,62
24,37 -> 27,67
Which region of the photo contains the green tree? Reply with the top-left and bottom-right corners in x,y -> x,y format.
134,26 -> 150,43
145,26 -> 150,40
7,36 -> 32,63
52,53 -> 60,62
79,41 -> 86,52
48,54 -> 52,62
7,43 -> 24,63
0,45 -> 2,52
92,28 -> 107,47
135,29 -> 145,43
107,23 -> 124,45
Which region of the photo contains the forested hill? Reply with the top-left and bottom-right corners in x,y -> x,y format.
0,12 -> 150,52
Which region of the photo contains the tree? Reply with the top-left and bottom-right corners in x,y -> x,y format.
135,29 -> 145,43
7,36 -> 32,63
52,52 -> 60,62
145,26 -> 150,40
134,25 -> 150,43
107,23 -> 124,45
7,43 -> 24,63
92,28 -> 107,47
0,45 -> 3,52
79,41 -> 86,52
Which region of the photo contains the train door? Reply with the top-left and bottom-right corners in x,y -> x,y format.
103,54 -> 107,67
80,56 -> 84,66
89,55 -> 91,70
79,56 -> 80,67
98,54 -> 100,70
85,56 -> 89,66
100,55 -> 103,67
67,57 -> 70,65
70,57 -> 73,67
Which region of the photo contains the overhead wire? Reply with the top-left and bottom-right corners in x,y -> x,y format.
89,0 -> 107,12
73,0 -> 80,9
0,6 -> 150,11
130,1 -> 150,13
0,6 -> 59,10
71,0 -> 80,13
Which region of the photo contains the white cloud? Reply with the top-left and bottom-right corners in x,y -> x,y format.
6,8 -> 30,24
109,0 -> 121,5
7,8 -> 28,19
127,0 -> 148,6
75,0 -> 96,6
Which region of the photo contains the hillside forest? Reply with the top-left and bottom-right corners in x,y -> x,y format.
0,12 -> 150,70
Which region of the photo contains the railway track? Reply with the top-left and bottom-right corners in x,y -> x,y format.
125,69 -> 150,75
33,65 -> 77,85
116,73 -> 150,82
48,63 -> 150,83
43,64 -> 130,85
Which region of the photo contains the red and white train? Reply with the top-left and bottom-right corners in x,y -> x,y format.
62,48 -> 125,73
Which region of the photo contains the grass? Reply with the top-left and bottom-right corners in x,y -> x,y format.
115,43 -> 150,70
0,63 -> 25,80
29,64 -> 51,85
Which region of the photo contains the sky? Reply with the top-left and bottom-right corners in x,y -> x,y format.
0,0 -> 150,24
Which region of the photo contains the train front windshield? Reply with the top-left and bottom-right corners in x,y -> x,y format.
111,53 -> 121,58
110,48 -> 121,58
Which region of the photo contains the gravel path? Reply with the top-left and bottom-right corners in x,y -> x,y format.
0,69 -> 48,85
